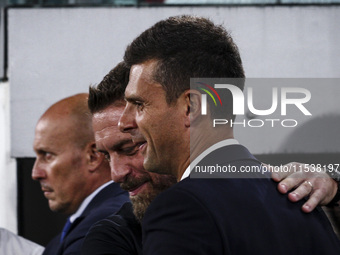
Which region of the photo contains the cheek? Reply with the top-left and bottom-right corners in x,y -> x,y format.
51,161 -> 72,181
135,153 -> 145,165
46,160 -> 65,182
136,161 -> 145,171
52,155 -> 85,185
54,173 -> 82,202
71,151 -> 87,169
110,154 -> 125,171
136,110 -> 160,130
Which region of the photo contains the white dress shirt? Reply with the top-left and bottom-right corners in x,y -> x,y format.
69,181 -> 113,223
180,139 -> 239,181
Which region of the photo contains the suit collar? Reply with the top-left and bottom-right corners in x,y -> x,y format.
181,139 -> 239,180
184,143 -> 261,179
69,181 -> 113,223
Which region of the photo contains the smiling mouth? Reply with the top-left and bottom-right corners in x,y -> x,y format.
132,133 -> 147,152
134,141 -> 147,153
139,142 -> 147,152
128,181 -> 148,196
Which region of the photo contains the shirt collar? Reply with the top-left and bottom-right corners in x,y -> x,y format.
69,180 -> 113,223
180,139 -> 239,181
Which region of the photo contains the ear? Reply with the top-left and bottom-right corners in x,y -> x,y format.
86,142 -> 105,172
183,89 -> 203,127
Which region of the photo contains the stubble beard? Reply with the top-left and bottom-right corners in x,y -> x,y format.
130,175 -> 177,222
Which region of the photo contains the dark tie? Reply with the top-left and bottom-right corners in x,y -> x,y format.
60,218 -> 72,243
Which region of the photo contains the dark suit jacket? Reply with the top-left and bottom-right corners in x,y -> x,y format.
43,182 -> 129,255
81,202 -> 142,255
143,144 -> 340,255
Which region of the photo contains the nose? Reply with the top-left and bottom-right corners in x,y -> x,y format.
110,155 -> 132,183
32,159 -> 47,181
118,103 -> 137,134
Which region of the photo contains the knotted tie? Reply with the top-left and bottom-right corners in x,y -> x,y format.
60,218 -> 72,243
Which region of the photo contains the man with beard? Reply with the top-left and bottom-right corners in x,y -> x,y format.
81,62 -> 177,255
32,93 -> 129,255
118,16 -> 340,254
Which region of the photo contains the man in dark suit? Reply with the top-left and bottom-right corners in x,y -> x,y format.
82,60 -> 340,254
32,93 -> 129,255
81,62 -> 176,255
118,15 -> 340,254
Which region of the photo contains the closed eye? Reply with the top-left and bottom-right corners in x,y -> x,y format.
118,145 -> 139,156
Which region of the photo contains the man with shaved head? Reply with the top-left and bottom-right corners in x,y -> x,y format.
32,93 -> 129,255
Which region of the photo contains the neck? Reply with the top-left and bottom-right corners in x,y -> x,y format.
176,156 -> 191,182
190,126 -> 234,166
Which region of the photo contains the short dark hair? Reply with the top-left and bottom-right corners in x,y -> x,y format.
124,15 -> 245,120
88,61 -> 130,114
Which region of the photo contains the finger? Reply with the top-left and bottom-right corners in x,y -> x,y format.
277,182 -> 289,194
277,174 -> 304,194
268,166 -> 289,182
268,163 -> 296,182
311,178 -> 338,205
301,189 -> 324,213
287,181 -> 313,202
271,172 -> 283,182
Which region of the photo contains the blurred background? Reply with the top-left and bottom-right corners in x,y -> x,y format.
0,0 -> 339,246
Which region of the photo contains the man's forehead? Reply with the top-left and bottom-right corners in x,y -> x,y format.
33,122 -> 66,152
92,105 -> 131,144
95,128 -> 134,153
125,61 -> 158,96
93,114 -> 121,138
94,125 -> 118,139
34,117 -> 69,141
92,105 -> 125,123
130,60 -> 156,82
